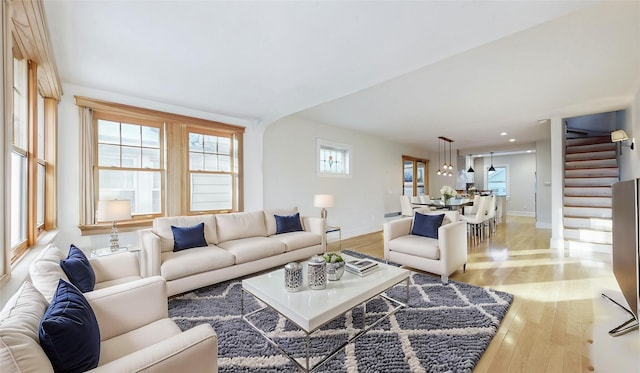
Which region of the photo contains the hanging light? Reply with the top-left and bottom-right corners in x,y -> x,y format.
447,140 -> 453,176
488,152 -> 496,172
467,154 -> 475,173
439,137 -> 449,170
436,138 -> 442,175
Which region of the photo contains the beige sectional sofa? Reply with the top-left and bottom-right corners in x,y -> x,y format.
138,208 -> 326,296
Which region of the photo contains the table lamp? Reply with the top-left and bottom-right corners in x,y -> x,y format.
97,199 -> 132,251
313,194 -> 334,219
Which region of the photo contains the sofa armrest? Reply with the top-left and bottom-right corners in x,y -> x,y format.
85,276 -> 168,341
437,221 -> 468,272
383,217 -> 413,259
90,252 -> 140,283
88,324 -> 218,373
138,228 -> 162,277
302,216 -> 327,249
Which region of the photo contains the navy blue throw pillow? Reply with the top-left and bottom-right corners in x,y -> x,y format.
60,244 -> 96,293
171,222 -> 208,252
39,279 -> 101,373
275,213 -> 303,234
411,212 -> 445,239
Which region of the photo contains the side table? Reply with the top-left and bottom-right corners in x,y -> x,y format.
90,244 -> 139,258
325,225 -> 342,252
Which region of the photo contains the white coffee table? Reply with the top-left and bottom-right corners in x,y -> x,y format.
241,254 -> 411,372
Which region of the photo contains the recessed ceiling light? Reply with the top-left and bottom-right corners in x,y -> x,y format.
500,132 -> 507,136
509,138 -> 515,142
537,119 -> 548,124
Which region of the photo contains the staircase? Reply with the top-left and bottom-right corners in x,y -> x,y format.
563,136 -> 617,254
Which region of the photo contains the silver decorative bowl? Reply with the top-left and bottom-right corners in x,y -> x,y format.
326,261 -> 345,281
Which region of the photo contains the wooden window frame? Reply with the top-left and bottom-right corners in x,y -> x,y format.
77,96 -> 245,235
93,112 -> 166,221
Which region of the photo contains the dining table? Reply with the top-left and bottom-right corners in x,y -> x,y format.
413,198 -> 474,213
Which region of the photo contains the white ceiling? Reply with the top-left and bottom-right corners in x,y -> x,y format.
43,1 -> 640,153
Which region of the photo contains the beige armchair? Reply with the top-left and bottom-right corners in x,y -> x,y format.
0,276 -> 218,373
383,210 -> 467,283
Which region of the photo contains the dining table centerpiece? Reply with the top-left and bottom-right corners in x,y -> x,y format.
440,185 -> 457,204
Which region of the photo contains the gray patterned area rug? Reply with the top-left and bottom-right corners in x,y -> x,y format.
168,251 -> 513,372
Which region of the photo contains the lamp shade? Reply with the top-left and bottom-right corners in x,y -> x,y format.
611,130 -> 629,143
97,200 -> 132,222
313,194 -> 334,208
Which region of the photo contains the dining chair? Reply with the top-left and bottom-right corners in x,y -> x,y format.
419,195 -> 437,210
463,194 -> 481,216
400,195 -> 416,217
460,196 -> 488,245
484,195 -> 497,235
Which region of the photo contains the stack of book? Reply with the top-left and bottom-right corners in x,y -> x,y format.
345,259 -> 378,276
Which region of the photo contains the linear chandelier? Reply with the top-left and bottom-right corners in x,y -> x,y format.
437,136 -> 454,177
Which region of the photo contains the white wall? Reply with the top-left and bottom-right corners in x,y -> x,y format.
619,87 -> 640,181
263,115 -> 429,238
470,153 -> 537,216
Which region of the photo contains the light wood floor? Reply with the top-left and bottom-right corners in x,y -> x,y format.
338,216 -> 632,373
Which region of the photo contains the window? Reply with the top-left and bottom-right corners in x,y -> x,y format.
10,58 -> 28,255
78,96 -> 245,233
95,115 -> 163,216
8,57 -> 57,263
487,166 -> 508,196
187,128 -> 235,212
318,139 -> 351,176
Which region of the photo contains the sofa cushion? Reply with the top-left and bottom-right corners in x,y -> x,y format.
215,211 -> 267,243
60,244 -> 96,293
0,282 -> 49,341
0,281 -> 54,373
171,222 -> 208,252
160,246 -> 236,281
264,207 -> 298,236
411,213 -> 444,239
274,213 -> 303,234
388,235 -> 440,260
153,215 -> 217,252
217,237 -> 285,264
39,279 -> 101,373
29,245 -> 70,303
270,231 -> 322,252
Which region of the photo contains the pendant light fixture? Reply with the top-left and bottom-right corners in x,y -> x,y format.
467,154 -> 475,173
447,140 -> 453,176
441,138 -> 448,171
438,136 -> 455,177
436,138 -> 442,175
488,152 -> 496,172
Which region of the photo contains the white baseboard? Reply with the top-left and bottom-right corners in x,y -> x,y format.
536,221 -> 552,229
507,211 -> 535,217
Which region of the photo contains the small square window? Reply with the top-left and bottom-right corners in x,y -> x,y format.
317,139 -> 351,177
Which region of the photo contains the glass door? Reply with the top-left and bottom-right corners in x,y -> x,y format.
402,156 -> 429,197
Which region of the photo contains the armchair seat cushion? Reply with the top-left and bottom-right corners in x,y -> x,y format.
270,231 -> 322,252
98,319 -> 181,366
217,237 -> 286,264
387,235 -> 440,260
161,246 -> 235,281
